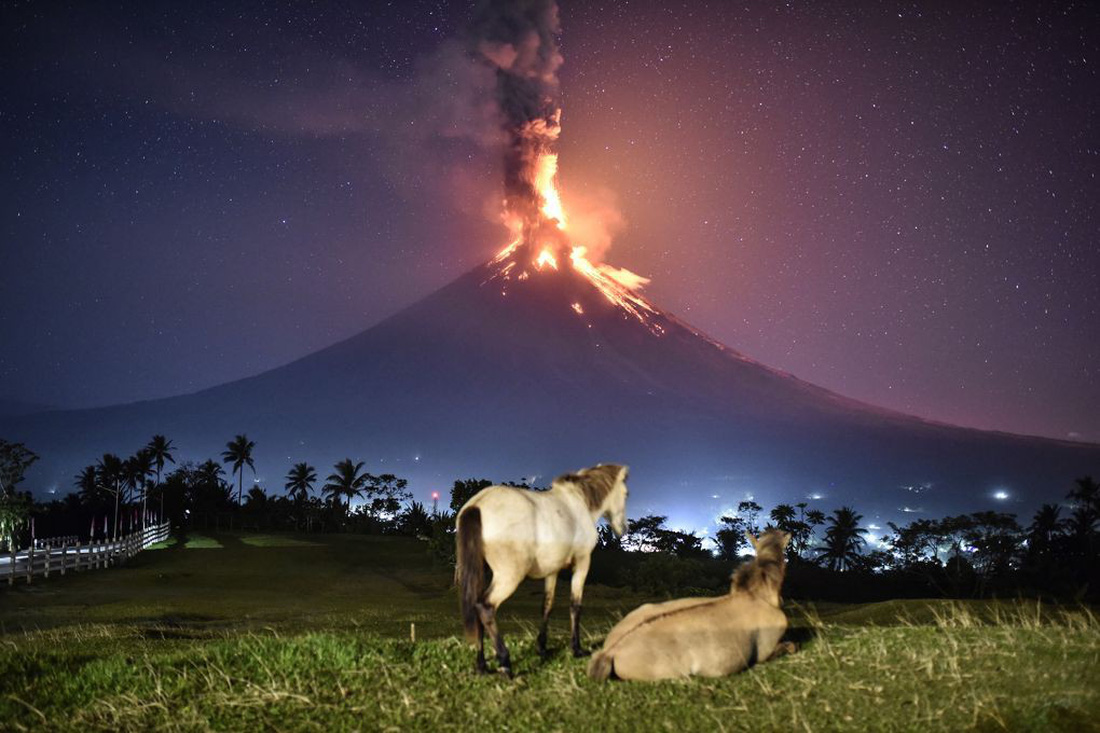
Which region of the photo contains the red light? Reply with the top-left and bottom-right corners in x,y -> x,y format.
431,491 -> 440,500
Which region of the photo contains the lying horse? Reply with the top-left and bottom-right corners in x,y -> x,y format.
455,464 -> 630,676
588,529 -> 793,681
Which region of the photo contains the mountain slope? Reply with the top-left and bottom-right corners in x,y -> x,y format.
3,257 -> 1096,527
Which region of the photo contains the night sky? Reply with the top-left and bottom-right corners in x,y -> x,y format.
2,0 -> 1097,443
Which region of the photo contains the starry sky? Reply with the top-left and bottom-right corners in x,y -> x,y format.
2,0 -> 1097,443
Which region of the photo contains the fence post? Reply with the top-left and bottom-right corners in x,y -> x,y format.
44,544 -> 51,578
61,543 -> 67,576
7,545 -> 13,586
26,546 -> 33,583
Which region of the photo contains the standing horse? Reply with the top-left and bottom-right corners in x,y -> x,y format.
588,529 -> 794,681
455,464 -> 630,676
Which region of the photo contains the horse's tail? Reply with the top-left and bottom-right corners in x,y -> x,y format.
455,506 -> 485,643
587,651 -> 614,681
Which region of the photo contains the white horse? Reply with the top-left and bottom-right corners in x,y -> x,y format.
455,464 -> 630,676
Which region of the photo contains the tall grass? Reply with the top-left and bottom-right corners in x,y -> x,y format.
1,534 -> 1097,731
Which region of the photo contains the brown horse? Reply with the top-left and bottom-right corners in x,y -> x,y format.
588,529 -> 794,681
455,464 -> 630,676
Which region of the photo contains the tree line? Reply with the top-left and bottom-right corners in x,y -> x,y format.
1,436 -> 1097,599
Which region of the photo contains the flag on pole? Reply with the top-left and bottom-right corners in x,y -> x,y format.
90,516 -> 95,539
103,515 -> 108,537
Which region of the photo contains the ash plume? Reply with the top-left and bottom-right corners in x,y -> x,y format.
469,0 -> 565,241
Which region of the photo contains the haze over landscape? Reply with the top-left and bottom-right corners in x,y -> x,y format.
1,0 -> 1097,539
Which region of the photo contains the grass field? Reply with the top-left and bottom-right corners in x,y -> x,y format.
1,531 -> 1098,731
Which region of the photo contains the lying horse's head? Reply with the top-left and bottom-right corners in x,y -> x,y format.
730,529 -> 790,606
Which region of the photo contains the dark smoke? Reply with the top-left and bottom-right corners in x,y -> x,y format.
469,0 -> 564,235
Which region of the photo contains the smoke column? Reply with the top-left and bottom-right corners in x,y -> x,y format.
469,0 -> 564,247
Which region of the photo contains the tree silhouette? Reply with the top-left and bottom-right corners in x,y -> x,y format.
323,459 -> 369,517
817,506 -> 867,571
621,514 -> 667,552
192,460 -> 230,515
715,514 -> 749,561
770,503 -> 796,527
0,440 -> 38,496
363,473 -> 411,528
124,449 -> 155,529
284,462 -> 317,504
97,453 -> 124,540
769,503 -> 808,559
1027,503 -> 1064,559
450,478 -> 492,513
74,464 -> 104,506
196,459 -> 226,488
146,435 -> 175,521
399,501 -> 433,537
737,500 -> 763,536
245,485 -> 269,510
221,434 -> 256,505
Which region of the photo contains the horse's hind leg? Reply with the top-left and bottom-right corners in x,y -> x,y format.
478,571 -> 523,677
537,573 -> 558,658
475,618 -> 489,674
476,603 -> 512,678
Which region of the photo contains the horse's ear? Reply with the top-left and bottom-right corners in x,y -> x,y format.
619,465 -> 630,484
780,531 -> 792,550
745,531 -> 758,550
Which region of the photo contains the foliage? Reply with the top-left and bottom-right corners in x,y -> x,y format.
284,462 -> 317,503
398,501 -> 433,537
221,434 -> 256,505
322,459 -> 369,517
816,506 -> 868,571
0,490 -> 31,550
0,439 -> 38,496
360,473 -> 412,526
714,514 -> 749,561
449,478 -> 492,513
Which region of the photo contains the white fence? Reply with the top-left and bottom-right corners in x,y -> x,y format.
1,521 -> 171,586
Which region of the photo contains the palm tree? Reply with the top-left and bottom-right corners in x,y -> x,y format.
322,459 -> 369,517
146,435 -> 175,521
221,434 -> 256,505
74,465 -> 103,505
769,503 -> 807,559
817,506 -> 868,572
96,453 -> 124,540
124,449 -> 155,531
770,504 -> 797,528
284,462 -> 317,504
197,459 -> 226,487
1027,503 -> 1064,557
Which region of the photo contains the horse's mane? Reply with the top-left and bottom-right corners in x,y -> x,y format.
554,464 -> 623,511
731,530 -> 787,596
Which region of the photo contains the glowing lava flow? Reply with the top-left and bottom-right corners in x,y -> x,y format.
490,143 -> 663,334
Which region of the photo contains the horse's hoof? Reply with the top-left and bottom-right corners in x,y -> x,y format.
475,663 -> 490,675
572,649 -> 591,658
498,666 -> 514,679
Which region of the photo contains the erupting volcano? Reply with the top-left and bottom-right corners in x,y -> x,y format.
470,0 -> 661,334
3,0 -> 1098,530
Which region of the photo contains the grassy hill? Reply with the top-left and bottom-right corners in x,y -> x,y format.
1,532 -> 1097,731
